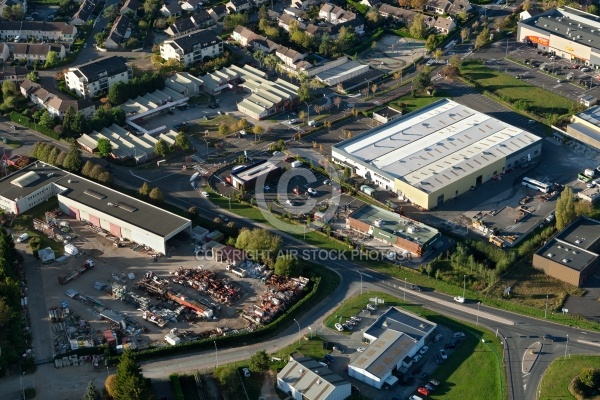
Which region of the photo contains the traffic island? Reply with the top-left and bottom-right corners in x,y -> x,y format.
522,341 -> 542,374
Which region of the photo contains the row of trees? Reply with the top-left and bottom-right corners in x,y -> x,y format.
107,73 -> 165,106
31,142 -> 83,173
81,161 -> 113,185
138,182 -> 164,204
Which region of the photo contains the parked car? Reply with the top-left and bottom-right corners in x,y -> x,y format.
419,345 -> 429,355
453,332 -> 466,339
307,188 -> 317,195
201,192 -> 209,198
335,323 -> 344,332
217,214 -> 229,222
413,354 -> 422,363
445,342 -> 457,349
439,349 -> 448,360
454,296 -> 465,303
409,396 -> 423,400
243,368 -> 251,377
411,284 -> 422,291
429,379 -> 440,386
16,233 -> 29,243
417,387 -> 430,396
434,333 -> 443,342
425,383 -> 436,391
357,347 -> 366,353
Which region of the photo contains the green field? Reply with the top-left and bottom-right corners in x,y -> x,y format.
325,292 -> 505,400
391,92 -> 451,114
460,61 -> 576,119
539,355 -> 600,399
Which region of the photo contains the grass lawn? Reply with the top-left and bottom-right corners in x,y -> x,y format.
207,193 -> 269,222
190,115 -> 241,137
539,355 -> 600,399
269,336 -> 331,372
460,62 -> 576,118
391,92 -> 451,114
324,292 -> 505,400
240,368 -> 264,400
12,197 -> 64,255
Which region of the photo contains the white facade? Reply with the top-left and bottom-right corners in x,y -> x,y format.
0,22 -> 76,42
276,357 -> 351,400
160,32 -> 223,67
65,61 -> 133,98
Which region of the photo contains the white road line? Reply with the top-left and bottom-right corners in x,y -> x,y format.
577,339 -> 600,347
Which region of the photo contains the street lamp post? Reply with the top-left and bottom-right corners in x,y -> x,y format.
293,318 -> 301,347
463,275 -> 466,299
545,295 -> 548,319
304,101 -> 310,124
404,278 -> 407,301
202,138 -> 209,157
214,341 -> 219,368
565,334 -> 569,359
476,302 -> 481,326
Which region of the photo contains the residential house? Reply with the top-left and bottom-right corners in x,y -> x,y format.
378,4 -> 417,24
104,15 -> 130,49
225,0 -> 251,13
208,5 -> 227,21
120,0 -> 139,15
359,0 -> 380,7
19,79 -> 96,119
275,46 -> 304,67
160,2 -> 183,17
232,26 -> 279,53
433,16 -> 455,33
181,0 -> 203,12
160,29 -> 223,67
283,7 -> 305,19
0,21 -> 77,42
290,0 -> 319,10
65,56 -> 133,98
165,11 -> 214,36
426,0 -> 471,15
70,0 -> 96,26
12,43 -> 66,65
0,42 -> 9,63
278,14 -> 306,32
319,3 -> 356,24
0,65 -> 26,82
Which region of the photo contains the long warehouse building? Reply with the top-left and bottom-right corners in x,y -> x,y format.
332,99 -> 543,210
0,162 -> 191,254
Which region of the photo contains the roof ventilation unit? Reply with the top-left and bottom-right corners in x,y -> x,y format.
562,258 -> 569,263
547,253 -> 554,257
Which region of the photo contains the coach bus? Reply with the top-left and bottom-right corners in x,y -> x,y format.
522,177 -> 551,193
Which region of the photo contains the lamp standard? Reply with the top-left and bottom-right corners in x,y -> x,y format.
293,318 -> 301,347
202,138 -> 209,157
476,302 -> 481,326
462,275 -> 466,299
545,295 -> 548,319
565,334 -> 569,359
214,341 -> 219,368
304,101 -> 310,124
404,278 -> 407,301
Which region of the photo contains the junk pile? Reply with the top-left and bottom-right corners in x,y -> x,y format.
49,302 -> 95,356
171,266 -> 242,305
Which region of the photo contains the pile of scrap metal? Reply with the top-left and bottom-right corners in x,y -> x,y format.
171,266 -> 241,305
112,282 -> 151,310
136,272 -> 170,297
241,275 -> 310,324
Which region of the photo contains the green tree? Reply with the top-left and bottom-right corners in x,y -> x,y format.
475,27 -> 491,49
63,145 -> 82,172
2,80 -> 16,99
214,365 -> 240,390
555,186 -> 575,230
113,350 -> 150,400
175,132 -> 191,151
97,138 -> 113,157
425,34 -> 437,52
138,182 -> 151,197
63,106 -> 76,133
249,350 -> 270,373
298,83 -> 311,102
588,4 -> 598,15
253,124 -> 265,140
47,146 -> 60,165
143,0 -> 159,15
89,164 -> 105,180
223,13 -> 249,30
71,112 -> 88,134
274,254 -> 303,277
81,160 -> 95,177
149,187 -> 164,203
111,107 -> 126,125
44,51 -> 58,68
433,48 -> 443,60
26,71 -> 38,82
218,124 -> 230,135
237,118 -> 250,131
39,110 -> 56,130
522,0 -> 531,10
103,4 -> 117,19
38,144 -> 54,162
579,367 -> 600,389
413,70 -> 432,93
154,138 -> 169,157
410,14 -> 426,39
108,82 -> 128,105
461,27 -> 470,43
235,228 -> 282,265
83,380 -> 99,400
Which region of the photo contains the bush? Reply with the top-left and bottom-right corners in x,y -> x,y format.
10,112 -> 59,140
169,374 -> 184,400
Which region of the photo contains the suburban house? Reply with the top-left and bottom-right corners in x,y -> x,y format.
0,65 -> 27,82
319,3 -> 356,24
426,0 -> 471,15
208,5 -> 227,21
160,2 -> 183,17
12,43 -> 66,65
65,56 -> 133,98
70,0 -> 96,26
225,0 -> 251,13
104,15 -> 131,49
120,0 -> 139,15
275,46 -> 310,70
277,356 -> 351,400
160,29 -> 223,67
378,4 -> 417,24
232,25 -> 279,53
283,6 -> 305,18
181,0 -> 203,12
0,21 -> 77,42
432,16 -> 456,33
19,79 -> 96,119
290,0 -> 320,9
165,11 -> 214,37
0,43 -> 10,63
278,14 -> 306,32
305,17 -> 364,37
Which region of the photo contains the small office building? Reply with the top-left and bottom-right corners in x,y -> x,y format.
229,160 -> 282,190
277,356 -> 351,400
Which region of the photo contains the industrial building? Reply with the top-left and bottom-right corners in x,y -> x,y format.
533,216 -> 600,287
517,7 -> 600,67
277,356 -> 351,400
348,307 -> 437,389
347,205 -> 440,256
0,163 -> 191,254
332,99 -> 543,210
565,105 -> 600,150
228,160 -> 282,190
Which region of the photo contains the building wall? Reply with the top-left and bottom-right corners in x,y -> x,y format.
58,195 -> 167,253
566,125 -> 600,150
348,366 -> 385,389
518,24 -> 595,64
0,196 -> 16,214
532,254 -> 582,286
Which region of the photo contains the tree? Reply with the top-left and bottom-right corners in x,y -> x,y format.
475,27 -> 491,49
138,182 -> 151,197
298,83 -> 311,102
71,112 -> 87,134
223,13 -> 249,30
149,187 -> 164,203
105,374 -> 118,399
579,368 -> 600,389
449,54 -> 462,67
398,0 -> 411,6
433,48 -> 443,60
39,110 -> 55,130
366,9 -> 379,26
63,106 -> 76,133
413,70 -> 431,93
111,107 -> 126,126
235,228 -> 281,265
103,4 -> 117,19
371,84 -> 378,97
143,0 -> 159,15
219,124 -> 230,135
425,34 -> 437,52
83,380 -> 99,400
274,254 -> 303,277
2,80 -> 16,99
26,71 -> 38,82
188,206 -> 198,217
113,350 -> 150,400
411,0 -> 426,8
154,138 -> 169,157
461,27 -> 470,43
63,145 -> 82,172
410,14 -> 426,39
249,350 -> 270,373
333,97 -> 342,109
89,164 -> 105,180
47,147 -> 60,166
97,138 -> 113,157
440,64 -> 460,78
522,0 -> 531,10
214,365 -> 240,390
108,82 -> 129,105
555,186 -> 575,230
175,132 -> 191,151
81,160 -> 95,177
253,124 -> 265,141
44,51 -> 58,68
237,119 -> 250,131
588,4 -> 598,15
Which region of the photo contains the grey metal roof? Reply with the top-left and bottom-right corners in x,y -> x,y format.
535,238 -> 597,272
364,307 -> 436,342
350,329 -> 415,379
557,216 -> 600,251
278,357 -> 349,400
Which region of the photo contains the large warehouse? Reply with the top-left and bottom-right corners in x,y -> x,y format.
533,216 -> 600,287
348,307 -> 437,389
332,99 -> 543,210
565,105 -> 600,150
0,163 -> 191,254
517,7 -> 600,67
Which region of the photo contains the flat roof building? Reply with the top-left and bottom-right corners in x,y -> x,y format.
277,356 -> 351,400
0,163 -> 191,254
349,307 -> 436,389
229,160 -> 282,190
566,105 -> 600,150
347,205 -> 440,256
332,99 -> 542,210
533,216 -> 600,287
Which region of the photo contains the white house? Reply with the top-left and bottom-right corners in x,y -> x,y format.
104,15 -> 131,49
0,21 -> 76,42
181,0 -> 203,12
277,356 -> 351,400
65,56 -> 133,98
208,5 -> 227,21
12,43 -> 66,65
19,79 -> 96,119
70,0 -> 96,26
433,16 -> 456,34
319,3 -> 356,24
225,0 -> 250,13
160,29 -> 223,67
160,2 -> 182,17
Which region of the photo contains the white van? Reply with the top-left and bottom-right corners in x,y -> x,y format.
308,120 -> 317,127
291,161 -> 302,168
16,233 -> 29,243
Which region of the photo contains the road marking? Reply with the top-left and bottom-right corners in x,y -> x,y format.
577,339 -> 600,347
